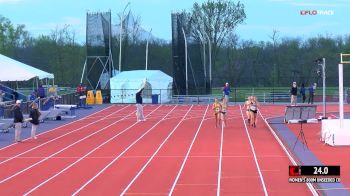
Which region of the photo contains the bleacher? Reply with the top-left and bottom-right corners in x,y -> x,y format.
0,83 -> 27,102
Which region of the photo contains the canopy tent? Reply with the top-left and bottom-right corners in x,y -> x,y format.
0,54 -> 54,81
110,70 -> 173,103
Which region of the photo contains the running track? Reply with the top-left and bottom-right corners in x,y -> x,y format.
0,104 -> 311,195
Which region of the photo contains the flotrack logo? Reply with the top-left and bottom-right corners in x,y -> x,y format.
300,10 -> 335,16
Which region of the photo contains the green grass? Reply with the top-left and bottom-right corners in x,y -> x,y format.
212,87 -> 346,102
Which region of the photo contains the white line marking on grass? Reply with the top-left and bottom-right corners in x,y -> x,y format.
258,110 -> 318,196
239,105 -> 268,196
120,105 -> 194,196
0,105 -> 129,166
72,105 -> 179,196
168,105 -> 209,195
0,105 -> 116,151
0,106 -> 139,184
22,105 -> 163,195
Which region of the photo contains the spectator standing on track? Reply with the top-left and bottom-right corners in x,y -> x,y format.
136,79 -> 147,122
212,98 -> 222,128
222,82 -> 231,103
29,103 -> 41,139
290,82 -> 298,106
249,96 -> 259,128
13,100 -> 23,142
300,83 -> 306,103
243,96 -> 252,124
308,83 -> 316,104
37,85 -> 46,99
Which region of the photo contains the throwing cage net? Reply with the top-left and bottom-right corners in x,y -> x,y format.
81,11 -> 114,90
171,13 -> 210,95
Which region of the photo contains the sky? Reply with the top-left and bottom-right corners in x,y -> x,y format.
0,0 -> 349,43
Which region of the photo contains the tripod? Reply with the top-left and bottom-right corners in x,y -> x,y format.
293,120 -> 308,150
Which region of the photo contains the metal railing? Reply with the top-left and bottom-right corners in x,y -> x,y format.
0,92 -> 79,119
110,88 -> 172,104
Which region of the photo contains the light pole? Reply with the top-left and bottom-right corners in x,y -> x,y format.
145,28 -> 152,70
197,30 -> 206,92
181,27 -> 188,95
316,58 -> 327,119
322,58 -> 326,119
203,31 -> 211,92
118,2 -> 130,73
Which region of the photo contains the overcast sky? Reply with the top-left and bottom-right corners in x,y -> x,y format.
0,0 -> 349,43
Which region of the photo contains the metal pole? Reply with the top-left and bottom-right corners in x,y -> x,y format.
203,31 -> 211,92
197,30 -> 206,93
118,14 -> 123,73
118,2 -> 130,73
145,28 -> 152,70
197,30 -> 206,78
182,28 -> 188,95
339,62 -> 344,129
109,10 -> 112,77
322,58 -> 326,118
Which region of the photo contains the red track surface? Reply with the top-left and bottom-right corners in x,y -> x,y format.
282,104 -> 350,194
0,104 -> 314,195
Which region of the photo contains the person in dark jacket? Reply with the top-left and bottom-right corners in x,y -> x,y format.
29,103 -> 41,139
308,83 -> 316,104
290,82 -> 298,106
13,100 -> 23,142
13,89 -> 19,101
135,88 -> 145,122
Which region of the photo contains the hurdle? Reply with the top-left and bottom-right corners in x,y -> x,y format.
321,53 -> 350,146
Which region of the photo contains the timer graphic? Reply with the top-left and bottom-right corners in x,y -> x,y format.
289,165 -> 340,176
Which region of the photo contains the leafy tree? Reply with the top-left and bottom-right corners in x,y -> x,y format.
187,0 -> 246,66
0,15 -> 31,56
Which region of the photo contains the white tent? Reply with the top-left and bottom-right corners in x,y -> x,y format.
110,70 -> 173,103
0,54 -> 54,81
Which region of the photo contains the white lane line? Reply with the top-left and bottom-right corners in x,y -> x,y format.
0,106 -> 138,184
239,105 -> 268,196
0,105 -> 130,166
258,110 -> 318,196
168,105 -> 209,195
0,154 -> 287,159
22,105 -> 163,195
217,110 -> 224,196
72,105 -> 179,196
120,105 -> 194,196
0,105 -> 116,151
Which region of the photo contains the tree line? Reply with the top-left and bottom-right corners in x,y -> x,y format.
1,0 -> 350,90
